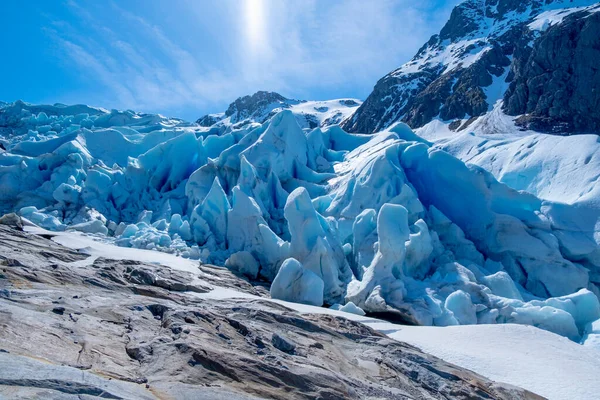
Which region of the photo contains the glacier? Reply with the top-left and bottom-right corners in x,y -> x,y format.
1,100 -> 600,343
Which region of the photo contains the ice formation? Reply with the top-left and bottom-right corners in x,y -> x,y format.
270,258 -> 324,306
1,100 -> 600,342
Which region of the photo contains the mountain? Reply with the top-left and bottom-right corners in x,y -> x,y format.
342,0 -> 600,135
3,2 -> 600,397
197,90 -> 361,131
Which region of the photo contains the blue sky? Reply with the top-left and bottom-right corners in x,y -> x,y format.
1,0 -> 460,121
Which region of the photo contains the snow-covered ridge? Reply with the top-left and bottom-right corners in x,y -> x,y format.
196,91 -> 361,132
528,3 -> 600,31
415,102 -> 600,206
1,101 -> 600,345
395,0 -> 599,82
342,0 -> 600,134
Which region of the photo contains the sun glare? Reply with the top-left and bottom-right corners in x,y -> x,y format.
245,0 -> 266,54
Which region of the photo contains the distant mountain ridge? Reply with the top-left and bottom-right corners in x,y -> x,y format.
341,0 -> 600,135
196,91 -> 361,132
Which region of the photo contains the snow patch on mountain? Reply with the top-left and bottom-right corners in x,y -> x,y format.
398,38 -> 491,75
529,3 -> 600,31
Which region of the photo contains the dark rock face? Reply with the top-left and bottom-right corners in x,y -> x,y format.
342,67 -> 440,133
343,42 -> 512,133
225,91 -> 289,121
438,0 -> 483,41
201,91 -> 301,127
503,12 -> 600,134
439,45 -> 512,121
196,113 -> 224,127
343,0 -> 600,135
196,91 -> 302,126
339,99 -> 359,107
0,225 -> 542,399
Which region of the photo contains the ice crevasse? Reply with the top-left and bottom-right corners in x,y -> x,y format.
1,101 -> 600,343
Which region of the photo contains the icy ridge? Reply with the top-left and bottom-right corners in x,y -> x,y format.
1,102 -> 599,342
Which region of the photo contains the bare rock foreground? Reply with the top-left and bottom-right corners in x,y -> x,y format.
0,223 -> 542,399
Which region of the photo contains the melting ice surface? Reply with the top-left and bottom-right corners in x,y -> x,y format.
1,100 -> 600,345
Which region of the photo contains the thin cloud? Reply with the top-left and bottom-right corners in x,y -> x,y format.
45,0 -> 459,119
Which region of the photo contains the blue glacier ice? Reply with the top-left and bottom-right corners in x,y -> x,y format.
270,258 -> 325,306
1,100 -> 600,341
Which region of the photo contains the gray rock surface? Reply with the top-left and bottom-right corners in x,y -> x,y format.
0,213 -> 22,230
0,225 -> 543,399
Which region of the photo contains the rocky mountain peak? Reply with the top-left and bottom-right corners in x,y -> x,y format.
196,91 -> 361,131
343,0 -> 600,135
225,91 -> 292,119
196,91 -> 300,127
438,0 -> 583,41
438,0 -> 486,42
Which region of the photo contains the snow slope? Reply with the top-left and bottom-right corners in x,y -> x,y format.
389,324 -> 600,400
528,3 -> 600,31
436,128 -> 600,206
414,102 -> 600,259
2,101 -> 600,345
22,225 -> 600,400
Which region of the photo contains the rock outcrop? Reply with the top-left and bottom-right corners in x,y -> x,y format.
504,11 -> 600,133
224,91 -> 293,124
0,225 -> 540,399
